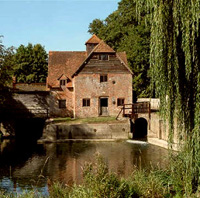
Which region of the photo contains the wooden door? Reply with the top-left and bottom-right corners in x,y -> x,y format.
100,98 -> 108,116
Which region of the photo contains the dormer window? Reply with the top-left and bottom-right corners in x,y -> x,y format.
60,80 -> 66,86
99,54 -> 109,60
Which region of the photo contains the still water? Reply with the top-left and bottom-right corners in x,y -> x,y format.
0,139 -> 169,195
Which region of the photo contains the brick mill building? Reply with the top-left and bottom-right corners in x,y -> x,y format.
47,35 -> 133,118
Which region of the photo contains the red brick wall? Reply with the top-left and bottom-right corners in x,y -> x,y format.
74,73 -> 132,118
49,87 -> 74,117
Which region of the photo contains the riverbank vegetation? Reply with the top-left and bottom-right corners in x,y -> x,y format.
0,155 -> 199,198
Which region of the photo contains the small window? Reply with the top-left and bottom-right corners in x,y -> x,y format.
60,80 -> 66,86
83,98 -> 90,107
59,100 -> 66,108
92,54 -> 99,59
100,74 -> 107,83
66,78 -> 70,83
117,98 -> 125,106
99,54 -> 109,60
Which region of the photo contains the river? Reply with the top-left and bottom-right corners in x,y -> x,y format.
0,139 -> 169,195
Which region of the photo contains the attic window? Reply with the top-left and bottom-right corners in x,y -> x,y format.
100,74 -> 107,83
60,80 -> 66,86
99,54 -> 109,60
90,43 -> 97,48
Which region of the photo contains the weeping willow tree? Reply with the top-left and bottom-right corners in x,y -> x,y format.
135,0 -> 200,195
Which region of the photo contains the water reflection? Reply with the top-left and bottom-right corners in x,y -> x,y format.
0,140 -> 169,194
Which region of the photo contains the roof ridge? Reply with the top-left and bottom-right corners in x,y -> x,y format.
49,51 -> 86,53
92,40 -> 115,53
85,34 -> 101,44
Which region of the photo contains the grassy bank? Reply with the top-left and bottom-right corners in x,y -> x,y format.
51,116 -> 118,124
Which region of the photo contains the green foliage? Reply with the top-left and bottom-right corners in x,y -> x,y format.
2,155 -> 200,197
0,190 -> 46,198
14,43 -> 48,83
88,0 -> 151,97
0,36 -> 15,106
51,117 -> 116,124
0,36 -> 15,88
135,0 -> 200,195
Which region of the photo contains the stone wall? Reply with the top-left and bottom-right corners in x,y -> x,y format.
13,83 -> 47,91
6,91 -> 74,118
12,91 -> 50,110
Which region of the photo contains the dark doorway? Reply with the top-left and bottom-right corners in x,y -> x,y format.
99,98 -> 108,116
133,118 -> 148,138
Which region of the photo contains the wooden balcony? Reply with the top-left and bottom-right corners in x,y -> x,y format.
116,102 -> 151,120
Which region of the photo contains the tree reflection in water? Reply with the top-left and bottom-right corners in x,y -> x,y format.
0,140 -> 169,195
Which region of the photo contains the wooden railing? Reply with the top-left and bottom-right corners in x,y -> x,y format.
116,102 -> 151,120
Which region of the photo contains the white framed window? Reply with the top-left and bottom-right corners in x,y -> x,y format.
83,98 -> 90,107
99,54 -> 109,60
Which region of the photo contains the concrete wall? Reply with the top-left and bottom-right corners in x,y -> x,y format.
74,73 -> 132,118
137,98 -> 160,110
148,112 -> 179,144
41,120 -> 130,141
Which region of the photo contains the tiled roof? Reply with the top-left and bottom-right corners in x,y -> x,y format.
48,36 -> 132,85
116,52 -> 133,74
57,74 -> 68,80
71,44 -> 132,77
116,52 -> 128,66
93,40 -> 115,53
85,34 -> 101,44
48,51 -> 87,87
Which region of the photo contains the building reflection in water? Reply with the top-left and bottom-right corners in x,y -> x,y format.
0,140 -> 169,194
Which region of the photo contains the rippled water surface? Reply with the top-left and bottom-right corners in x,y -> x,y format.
0,139 -> 169,195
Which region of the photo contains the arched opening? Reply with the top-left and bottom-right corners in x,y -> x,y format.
15,118 -> 45,143
133,118 -> 148,139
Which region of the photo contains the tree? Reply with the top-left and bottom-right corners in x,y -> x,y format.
135,0 -> 200,195
14,43 -> 48,83
0,36 -> 15,106
0,36 -> 15,88
88,0 -> 151,97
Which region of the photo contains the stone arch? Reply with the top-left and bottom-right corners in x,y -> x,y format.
133,117 -> 148,138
